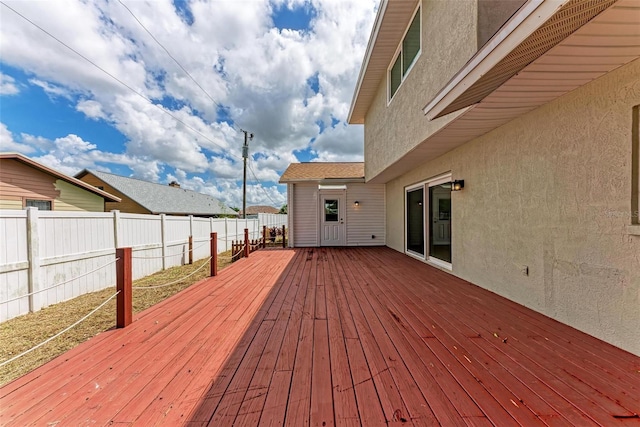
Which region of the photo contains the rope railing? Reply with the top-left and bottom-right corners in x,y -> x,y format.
130,238 -> 212,259
132,257 -> 213,290
0,290 -> 120,368
0,258 -> 120,305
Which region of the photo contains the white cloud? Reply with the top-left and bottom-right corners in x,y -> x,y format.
76,99 -> 106,120
29,78 -> 73,99
311,122 -> 364,162
0,122 -> 35,154
0,0 -> 378,203
0,72 -> 20,95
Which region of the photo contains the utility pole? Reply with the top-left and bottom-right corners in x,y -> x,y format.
241,129 -> 253,219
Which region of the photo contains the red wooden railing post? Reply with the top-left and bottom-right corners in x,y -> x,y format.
188,235 -> 193,265
210,232 -> 217,277
282,225 -> 286,248
244,228 -> 250,258
116,247 -> 132,328
262,225 -> 267,249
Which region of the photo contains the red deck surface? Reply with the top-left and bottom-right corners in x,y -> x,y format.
1,247 -> 639,426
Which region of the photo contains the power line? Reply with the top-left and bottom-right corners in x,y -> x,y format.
247,158 -> 283,207
116,0 -> 223,110
0,1 -> 240,162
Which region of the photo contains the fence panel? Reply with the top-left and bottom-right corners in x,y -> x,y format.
119,213 -> 163,280
192,218 -> 212,260
163,216 -> 191,270
38,211 -> 115,311
0,210 -> 287,322
0,210 -> 29,322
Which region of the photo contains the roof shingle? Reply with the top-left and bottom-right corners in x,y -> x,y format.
279,162 -> 364,183
76,170 -> 237,216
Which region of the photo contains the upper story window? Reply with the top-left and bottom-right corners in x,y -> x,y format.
389,6 -> 421,102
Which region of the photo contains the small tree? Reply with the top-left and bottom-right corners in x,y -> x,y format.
279,204 -> 288,214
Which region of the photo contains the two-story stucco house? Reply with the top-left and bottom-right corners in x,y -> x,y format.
348,0 -> 640,355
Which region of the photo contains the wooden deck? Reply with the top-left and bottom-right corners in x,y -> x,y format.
1,247 -> 639,426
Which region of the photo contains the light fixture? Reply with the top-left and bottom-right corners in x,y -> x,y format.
354,201 -> 360,206
452,180 -> 465,191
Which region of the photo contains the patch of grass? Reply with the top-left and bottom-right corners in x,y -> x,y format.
0,252 -> 234,386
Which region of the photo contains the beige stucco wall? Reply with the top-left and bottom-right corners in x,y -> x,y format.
385,59 -> 640,355
364,0 -> 478,180
54,180 -> 105,212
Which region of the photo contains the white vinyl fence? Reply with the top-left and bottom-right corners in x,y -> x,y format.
0,209 -> 287,322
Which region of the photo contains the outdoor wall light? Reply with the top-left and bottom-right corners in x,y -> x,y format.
354,201 -> 360,206
452,180 -> 465,191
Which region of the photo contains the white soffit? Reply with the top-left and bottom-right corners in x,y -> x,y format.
369,0 -> 639,184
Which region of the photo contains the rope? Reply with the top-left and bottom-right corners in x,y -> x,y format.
0,258 -> 120,305
130,238 -> 212,259
132,257 -> 212,290
0,291 -> 120,368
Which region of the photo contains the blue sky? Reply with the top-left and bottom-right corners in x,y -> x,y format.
0,0 -> 377,208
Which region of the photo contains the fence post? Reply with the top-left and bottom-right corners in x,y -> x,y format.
112,209 -> 121,249
188,235 -> 193,265
225,217 -> 229,253
116,247 -> 132,328
26,207 -> 40,313
244,228 -> 250,258
210,232 -> 217,277
160,214 -> 167,270
282,225 -> 286,248
262,225 -> 267,248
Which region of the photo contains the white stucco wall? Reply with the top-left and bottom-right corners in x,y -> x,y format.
384,59 -> 640,355
365,0 -> 479,180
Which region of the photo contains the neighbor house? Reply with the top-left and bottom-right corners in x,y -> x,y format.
343,0 -> 640,355
75,169 -> 238,217
0,153 -> 120,211
280,162 -> 385,247
239,205 -> 280,217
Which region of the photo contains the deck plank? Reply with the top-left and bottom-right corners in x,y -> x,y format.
2,247 -> 639,427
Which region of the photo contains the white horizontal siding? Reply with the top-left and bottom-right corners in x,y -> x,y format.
346,184 -> 385,246
293,183 -> 318,247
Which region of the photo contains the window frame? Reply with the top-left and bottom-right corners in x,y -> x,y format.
387,3 -> 422,104
24,198 -> 53,210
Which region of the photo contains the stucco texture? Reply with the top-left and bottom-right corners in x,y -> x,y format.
385,59 -> 640,355
364,0 -> 478,180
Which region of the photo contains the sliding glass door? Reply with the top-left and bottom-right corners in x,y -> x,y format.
405,174 -> 452,268
406,187 -> 424,256
428,183 -> 451,263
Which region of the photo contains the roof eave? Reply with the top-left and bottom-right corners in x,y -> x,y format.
348,0 -> 389,125
423,0 -> 574,120
1,154 -> 121,202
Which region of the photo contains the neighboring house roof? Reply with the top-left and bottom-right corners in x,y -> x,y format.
279,162 -> 365,183
75,169 -> 238,216
0,153 -> 121,202
350,0 -> 640,183
241,205 -> 280,215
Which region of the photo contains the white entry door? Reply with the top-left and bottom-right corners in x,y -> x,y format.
320,194 -> 346,246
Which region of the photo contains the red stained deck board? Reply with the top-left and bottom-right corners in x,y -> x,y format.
332,250 -> 418,425
324,254 -> 359,425
375,252 -> 639,420
344,337 -> 387,426
2,247 -> 639,427
310,319 -> 334,427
